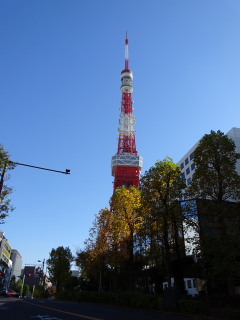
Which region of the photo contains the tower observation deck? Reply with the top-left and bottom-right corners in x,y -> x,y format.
111,34 -> 143,191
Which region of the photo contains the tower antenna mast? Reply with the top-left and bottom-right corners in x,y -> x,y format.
125,31 -> 129,70
111,33 -> 143,191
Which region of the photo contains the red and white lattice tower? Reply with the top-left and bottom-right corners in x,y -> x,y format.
111,33 -> 143,191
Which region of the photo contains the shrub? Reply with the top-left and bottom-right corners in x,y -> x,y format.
227,308 -> 240,320
75,291 -> 163,310
178,299 -> 208,315
22,285 -> 30,296
33,286 -> 49,299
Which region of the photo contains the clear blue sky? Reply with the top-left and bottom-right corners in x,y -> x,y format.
1,0 -> 240,268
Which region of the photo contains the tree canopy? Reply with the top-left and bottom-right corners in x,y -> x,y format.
140,158 -> 186,287
0,144 -> 15,223
188,130 -> 240,201
47,246 -> 73,293
187,130 -> 240,296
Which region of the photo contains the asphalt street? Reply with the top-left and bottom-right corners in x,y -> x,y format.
0,296 -> 198,320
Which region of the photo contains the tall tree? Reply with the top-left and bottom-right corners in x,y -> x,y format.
140,157 -> 186,288
188,130 -> 240,201
187,130 -> 240,296
110,186 -> 143,290
47,246 -> 73,293
110,186 -> 143,261
78,188 -> 144,292
79,208 -> 114,291
0,145 -> 15,223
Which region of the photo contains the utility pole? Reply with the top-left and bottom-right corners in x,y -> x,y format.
38,259 -> 45,286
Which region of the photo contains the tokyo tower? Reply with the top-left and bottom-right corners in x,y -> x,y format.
111,33 -> 143,191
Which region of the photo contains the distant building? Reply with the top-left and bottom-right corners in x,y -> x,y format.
11,249 -> 23,279
163,277 -> 199,296
23,265 -> 42,287
178,127 -> 240,187
71,269 -> 80,278
0,232 -> 13,289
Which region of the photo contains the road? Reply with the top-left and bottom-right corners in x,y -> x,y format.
0,296 -> 197,320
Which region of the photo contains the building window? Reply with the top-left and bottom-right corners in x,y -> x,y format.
187,177 -> 192,185
190,152 -> 194,160
180,162 -> 184,169
191,163 -> 195,170
186,167 -> 190,175
187,280 -> 192,288
181,173 -> 185,179
193,279 -> 196,288
185,158 -> 189,165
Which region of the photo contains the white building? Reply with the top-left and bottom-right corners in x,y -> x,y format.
163,277 -> 199,296
11,249 -> 23,279
71,269 -> 80,278
178,127 -> 240,187
0,232 -> 12,269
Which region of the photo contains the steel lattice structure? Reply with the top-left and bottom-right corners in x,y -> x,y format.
112,34 -> 143,191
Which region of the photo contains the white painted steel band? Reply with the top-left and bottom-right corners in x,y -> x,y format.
121,86 -> 134,93
121,72 -> 133,79
112,155 -> 143,168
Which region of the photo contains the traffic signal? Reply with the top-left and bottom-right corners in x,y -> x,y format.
0,272 -> 4,277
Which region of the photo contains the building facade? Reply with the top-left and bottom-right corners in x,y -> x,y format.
0,232 -> 12,269
0,232 -> 13,289
23,265 -> 42,287
11,249 -> 23,279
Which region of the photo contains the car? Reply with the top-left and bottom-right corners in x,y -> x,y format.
6,290 -> 19,298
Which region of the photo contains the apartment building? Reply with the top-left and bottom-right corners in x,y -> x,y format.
0,232 -> 12,269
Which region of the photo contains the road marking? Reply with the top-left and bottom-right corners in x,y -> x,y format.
25,301 -> 105,320
30,316 -> 61,320
0,303 -> 9,310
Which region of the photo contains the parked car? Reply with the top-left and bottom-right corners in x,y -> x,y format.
5,290 -> 19,298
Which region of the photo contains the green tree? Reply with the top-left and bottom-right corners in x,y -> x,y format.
9,275 -> 16,290
16,278 -> 23,293
0,145 -> 15,223
76,249 -> 99,291
47,246 -> 73,293
140,157 -> 186,288
188,130 -> 240,296
188,130 -> 240,201
22,285 -> 30,296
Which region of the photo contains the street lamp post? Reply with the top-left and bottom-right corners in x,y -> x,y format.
0,160 -> 70,197
38,259 -> 45,286
10,161 -> 71,175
